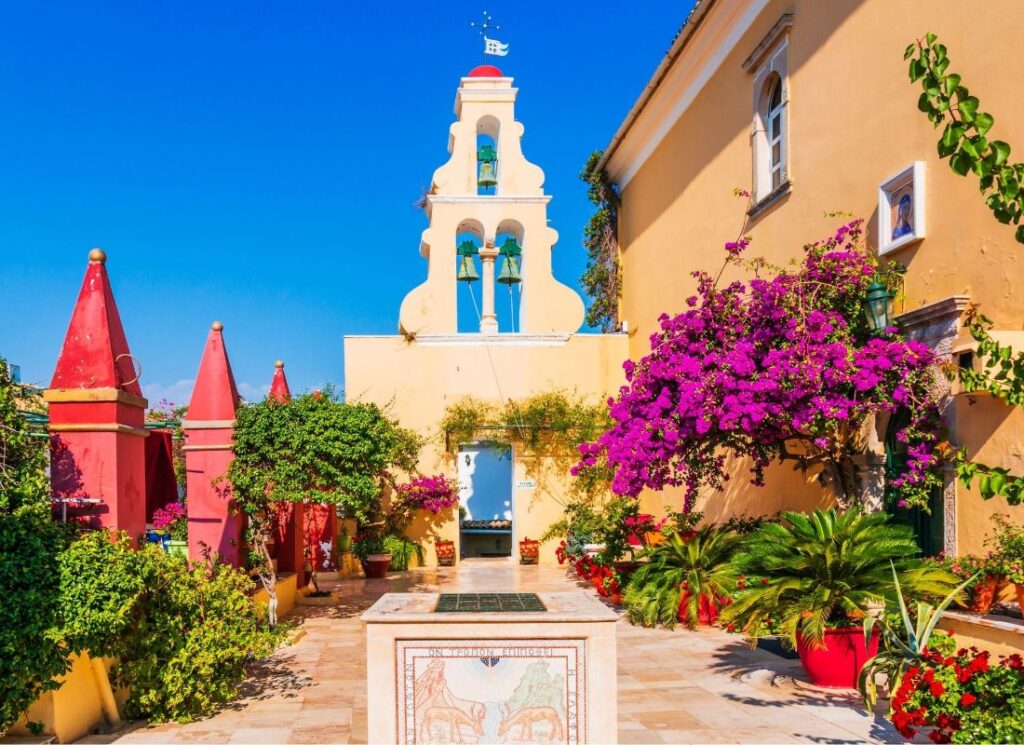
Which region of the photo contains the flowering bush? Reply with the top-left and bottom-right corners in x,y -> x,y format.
395,475 -> 460,515
890,646 -> 1024,743
986,515 -> 1024,583
152,502 -> 187,542
575,220 -> 944,509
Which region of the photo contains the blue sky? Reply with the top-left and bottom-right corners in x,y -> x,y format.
1,1 -> 690,406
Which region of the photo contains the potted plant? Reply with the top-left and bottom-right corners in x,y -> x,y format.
152,502 -> 188,558
941,553 -> 1002,613
383,534 -> 422,571
721,509 -> 959,688
354,536 -> 391,579
435,538 -> 456,566
987,515 -> 1024,608
519,537 -> 540,565
623,526 -> 741,629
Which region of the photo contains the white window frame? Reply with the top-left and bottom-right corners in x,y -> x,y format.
750,37 -> 790,205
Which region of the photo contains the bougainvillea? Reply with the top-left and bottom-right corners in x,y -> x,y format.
395,475 -> 460,514
576,220 -> 944,508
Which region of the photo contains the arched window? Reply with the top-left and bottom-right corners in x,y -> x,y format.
476,116 -> 500,195
753,72 -> 787,201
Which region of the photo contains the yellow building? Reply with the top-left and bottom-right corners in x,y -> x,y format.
344,64 -> 627,566
598,0 -> 1024,556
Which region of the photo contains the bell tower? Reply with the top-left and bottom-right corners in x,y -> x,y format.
399,65 -> 584,336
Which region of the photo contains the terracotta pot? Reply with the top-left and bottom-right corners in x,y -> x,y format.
519,539 -> 540,565
796,627 -> 880,689
1015,582 -> 1024,611
968,575 -> 1000,613
609,592 -> 622,606
364,553 -> 392,579
435,541 -> 456,567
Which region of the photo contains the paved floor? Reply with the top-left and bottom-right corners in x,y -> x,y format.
96,561 -> 902,744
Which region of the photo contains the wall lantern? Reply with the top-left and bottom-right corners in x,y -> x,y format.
863,281 -> 895,334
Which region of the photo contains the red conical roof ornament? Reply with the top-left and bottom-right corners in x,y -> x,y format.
269,359 -> 291,403
50,248 -> 143,395
185,321 -> 240,421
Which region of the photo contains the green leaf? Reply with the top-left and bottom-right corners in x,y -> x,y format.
904,43 -> 916,60
993,141 -> 1012,165
975,112 -> 994,136
926,32 -> 937,45
943,73 -> 961,95
950,151 -> 972,176
1015,225 -> 1024,243
959,95 -> 980,122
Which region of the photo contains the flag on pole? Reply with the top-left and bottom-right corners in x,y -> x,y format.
484,37 -> 509,56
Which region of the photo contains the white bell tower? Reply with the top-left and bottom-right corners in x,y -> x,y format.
398,65 -> 585,336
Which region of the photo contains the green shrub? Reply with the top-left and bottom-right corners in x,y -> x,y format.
624,527 -> 741,629
0,507 -> 69,734
721,509 -> 959,648
59,531 -> 282,723
383,534 -> 423,571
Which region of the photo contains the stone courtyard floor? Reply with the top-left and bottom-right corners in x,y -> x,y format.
94,561 -> 904,744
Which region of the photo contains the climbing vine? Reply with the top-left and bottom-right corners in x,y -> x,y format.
580,150 -> 621,331
908,33 -> 1024,242
909,34 -> 1024,503
440,390 -> 614,503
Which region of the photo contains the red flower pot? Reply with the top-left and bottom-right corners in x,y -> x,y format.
677,590 -> 720,626
796,627 -> 879,688
364,553 -> 392,579
435,541 -> 456,567
968,575 -> 999,613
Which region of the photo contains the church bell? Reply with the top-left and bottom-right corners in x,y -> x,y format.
497,237 -> 522,285
456,240 -> 480,283
478,144 -> 497,190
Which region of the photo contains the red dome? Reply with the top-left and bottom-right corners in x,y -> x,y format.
468,64 -> 504,78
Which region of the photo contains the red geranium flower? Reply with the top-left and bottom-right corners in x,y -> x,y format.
959,692 -> 976,706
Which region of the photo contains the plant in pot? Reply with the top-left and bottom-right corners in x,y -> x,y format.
152,502 -> 188,558
519,537 -> 540,565
940,553 -> 1002,614
623,526 -> 741,630
435,538 -> 456,566
720,509 -> 959,689
986,515 -> 1024,608
354,535 -> 391,578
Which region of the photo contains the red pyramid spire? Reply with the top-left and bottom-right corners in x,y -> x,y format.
269,360 -> 291,403
185,321 -> 240,421
50,248 -> 142,395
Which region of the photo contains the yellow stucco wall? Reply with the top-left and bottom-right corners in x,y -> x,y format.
605,0 -> 1024,545
11,652 -> 110,743
344,333 -> 628,565
252,572 -> 298,618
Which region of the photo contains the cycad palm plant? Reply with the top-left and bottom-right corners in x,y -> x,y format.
624,526 -> 742,629
720,509 -> 958,649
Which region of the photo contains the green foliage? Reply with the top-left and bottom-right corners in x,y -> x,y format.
382,534 -> 423,571
352,535 -> 387,560
58,531 -> 281,723
858,563 -> 972,712
624,527 -> 741,630
985,514 -> 1024,583
440,391 -> 614,506
231,390 -> 419,525
720,509 -> 959,648
0,507 -> 70,734
579,150 -> 621,331
0,358 -> 50,513
908,34 -> 1024,243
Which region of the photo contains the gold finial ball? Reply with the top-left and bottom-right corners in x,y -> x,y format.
88,248 -> 107,264
274,359 -> 284,368
211,321 -> 224,331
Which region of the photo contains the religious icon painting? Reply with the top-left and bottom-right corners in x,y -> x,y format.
878,161 -> 926,254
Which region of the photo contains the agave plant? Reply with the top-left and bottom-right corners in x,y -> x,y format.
858,562 -> 974,711
720,509 -> 959,648
624,526 -> 741,629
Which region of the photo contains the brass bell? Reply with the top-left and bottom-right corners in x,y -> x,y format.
497,255 -> 521,285
478,161 -> 497,190
457,255 -> 479,283
497,237 -> 522,285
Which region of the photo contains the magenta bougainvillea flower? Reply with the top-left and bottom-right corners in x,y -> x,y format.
396,474 -> 460,514
575,220 -> 943,509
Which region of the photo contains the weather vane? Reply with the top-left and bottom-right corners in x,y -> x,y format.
470,11 -> 509,62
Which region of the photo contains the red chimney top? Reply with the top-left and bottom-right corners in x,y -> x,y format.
50,248 -> 143,395
185,321 -> 240,420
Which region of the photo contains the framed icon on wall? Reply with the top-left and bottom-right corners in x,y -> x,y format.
879,161 -> 926,254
